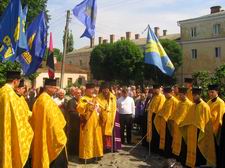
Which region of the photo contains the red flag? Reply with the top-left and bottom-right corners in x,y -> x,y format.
46,32 -> 55,79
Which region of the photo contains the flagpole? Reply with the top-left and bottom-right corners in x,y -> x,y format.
60,10 -> 70,88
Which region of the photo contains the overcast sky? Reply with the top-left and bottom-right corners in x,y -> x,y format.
47,0 -> 225,51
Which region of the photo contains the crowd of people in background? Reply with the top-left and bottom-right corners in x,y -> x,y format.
1,70 -> 225,168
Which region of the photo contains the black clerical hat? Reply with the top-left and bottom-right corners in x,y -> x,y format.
86,83 -> 95,89
184,78 -> 194,83
179,86 -> 188,94
44,79 -> 57,86
163,86 -> 172,93
100,82 -> 110,89
192,86 -> 202,95
6,70 -> 21,80
208,84 -> 219,91
153,84 -> 161,89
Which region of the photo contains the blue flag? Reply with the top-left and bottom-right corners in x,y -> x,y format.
144,25 -> 175,76
16,5 -> 29,56
19,12 -> 47,76
0,0 -> 25,62
73,0 -> 97,39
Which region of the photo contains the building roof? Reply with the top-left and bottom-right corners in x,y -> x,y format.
38,61 -> 88,74
132,33 -> 181,46
178,10 -> 225,24
67,33 -> 181,55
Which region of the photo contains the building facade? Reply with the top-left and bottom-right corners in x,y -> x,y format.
65,31 -> 180,80
35,62 -> 88,88
178,6 -> 225,80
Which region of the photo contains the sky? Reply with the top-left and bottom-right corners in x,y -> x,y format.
47,0 -> 225,51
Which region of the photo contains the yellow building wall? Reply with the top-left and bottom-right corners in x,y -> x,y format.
181,39 -> 225,77
180,18 -> 225,41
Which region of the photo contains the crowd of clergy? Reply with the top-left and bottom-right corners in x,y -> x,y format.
1,70 -> 225,168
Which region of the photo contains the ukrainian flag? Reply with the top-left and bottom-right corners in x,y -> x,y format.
144,25 -> 175,76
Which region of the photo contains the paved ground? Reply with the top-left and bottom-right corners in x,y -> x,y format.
67,129 -> 184,168
68,144 -> 183,168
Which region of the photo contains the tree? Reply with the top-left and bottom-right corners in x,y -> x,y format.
0,0 -> 49,27
212,64 -> 225,99
90,40 -> 144,85
63,30 -> 74,53
192,64 -> 225,100
110,40 -> 144,85
90,43 -> 113,80
44,48 -> 63,62
144,39 -> 182,85
192,71 -> 211,100
0,61 -> 21,87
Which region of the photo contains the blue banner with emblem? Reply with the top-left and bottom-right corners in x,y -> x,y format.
73,0 -> 97,39
144,25 -> 175,76
19,12 -> 47,76
0,0 -> 25,62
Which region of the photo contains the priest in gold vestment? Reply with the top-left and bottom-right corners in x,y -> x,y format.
97,82 -> 117,152
207,84 -> 225,166
0,71 -> 33,168
147,84 -> 165,153
154,86 -> 179,157
31,79 -> 67,168
15,79 -> 32,119
169,87 -> 193,165
184,78 -> 194,102
180,87 -> 216,168
76,83 -> 103,162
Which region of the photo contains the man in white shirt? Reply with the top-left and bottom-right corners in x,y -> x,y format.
117,87 -> 135,144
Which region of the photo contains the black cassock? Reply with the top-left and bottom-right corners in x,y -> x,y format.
50,148 -> 68,168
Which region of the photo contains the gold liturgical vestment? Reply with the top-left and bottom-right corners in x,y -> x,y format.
186,88 -> 193,102
147,93 -> 165,142
207,97 -> 225,140
97,92 -> 117,136
180,99 -> 216,168
0,84 -> 33,168
154,96 -> 179,150
170,98 -> 193,156
31,92 -> 67,168
76,95 -> 103,159
19,96 -> 32,118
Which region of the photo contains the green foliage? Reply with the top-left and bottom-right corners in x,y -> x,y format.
0,0 -> 49,27
63,30 -> 74,53
159,39 -> 182,70
212,65 -> 225,99
90,40 -> 144,85
90,43 -> 113,80
193,64 -> 225,100
44,48 -> 63,62
192,71 -> 211,100
0,61 -> 21,86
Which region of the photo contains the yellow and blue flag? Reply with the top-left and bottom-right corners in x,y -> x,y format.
0,0 -> 25,62
73,0 -> 97,39
18,12 -> 47,76
144,25 -> 175,76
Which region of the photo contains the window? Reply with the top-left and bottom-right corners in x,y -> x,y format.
191,27 -> 197,38
67,78 -> 72,86
80,60 -> 83,66
191,49 -> 197,59
215,47 -> 221,58
213,24 -> 221,35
